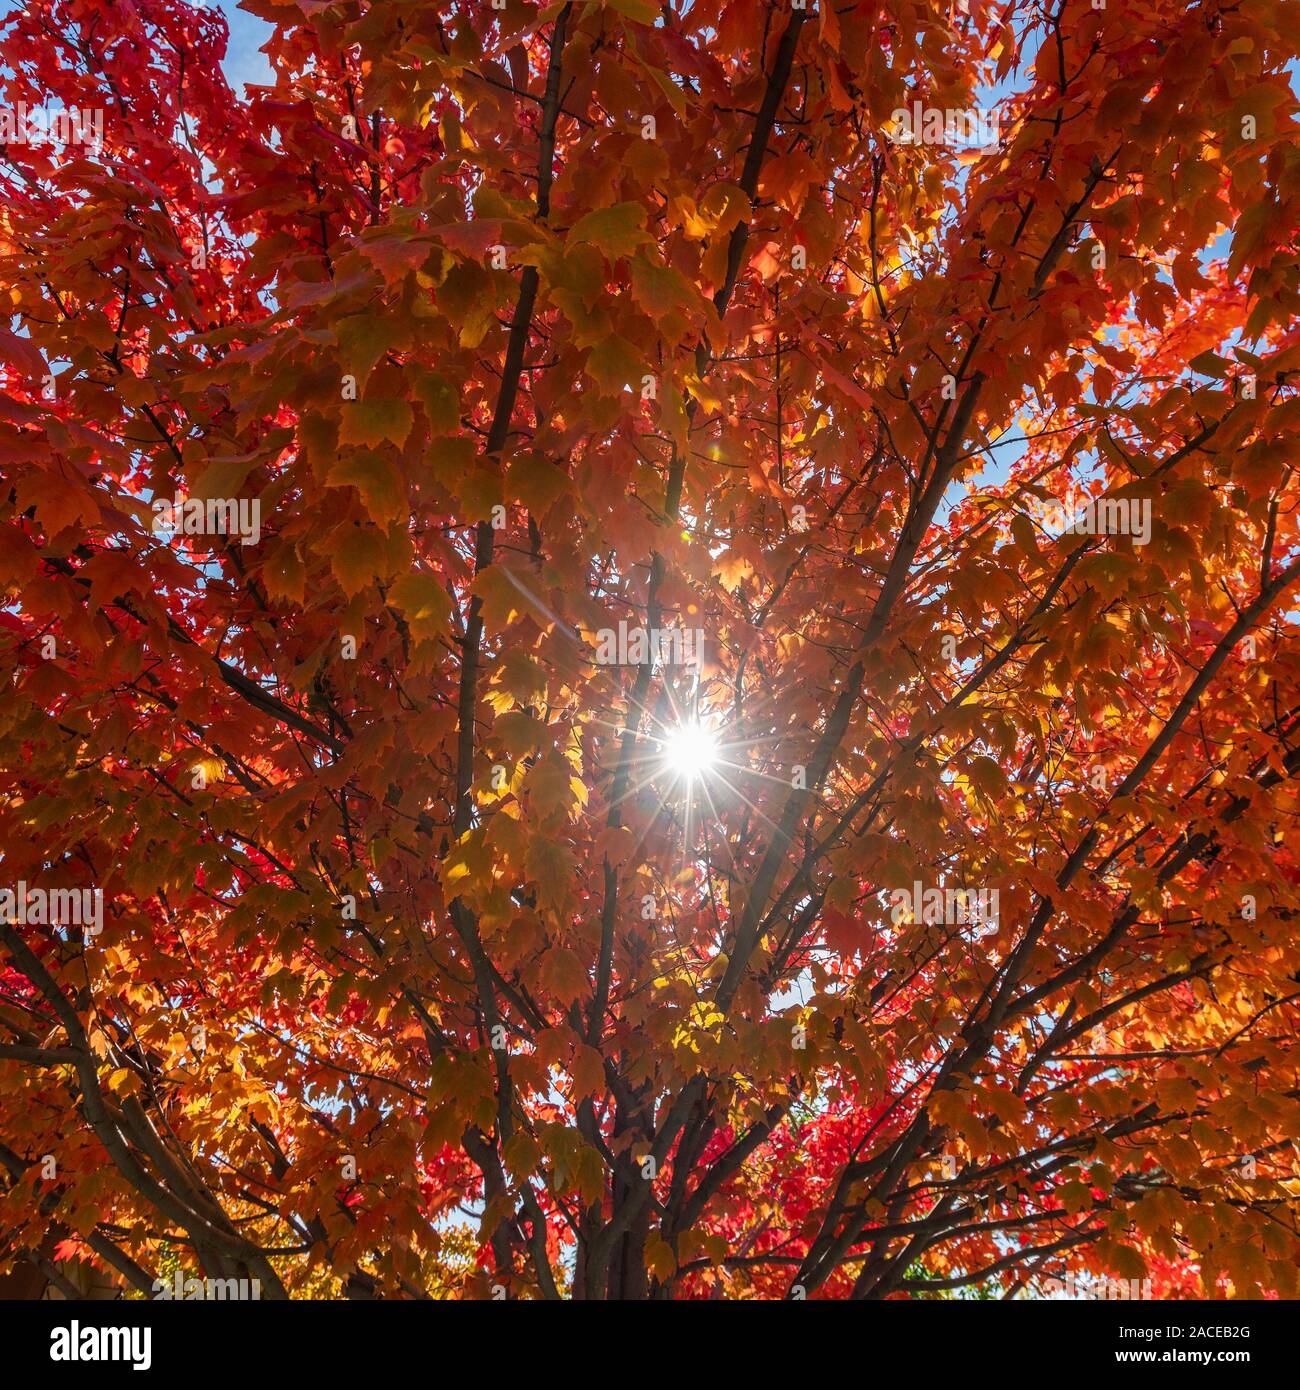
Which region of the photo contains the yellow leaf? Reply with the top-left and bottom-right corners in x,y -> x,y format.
526,754 -> 579,821
567,201 -> 651,260
472,566 -> 531,630
644,1233 -> 676,1279
493,711 -> 547,759
389,570 -> 451,645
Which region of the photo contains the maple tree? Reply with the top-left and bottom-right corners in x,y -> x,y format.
1,0 -> 1299,1303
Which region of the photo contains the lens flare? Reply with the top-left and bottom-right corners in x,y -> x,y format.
662,721 -> 719,783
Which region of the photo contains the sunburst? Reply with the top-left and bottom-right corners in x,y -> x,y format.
659,718 -> 721,784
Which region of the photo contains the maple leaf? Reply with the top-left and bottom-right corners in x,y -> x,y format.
338,400 -> 415,449
566,201 -> 652,260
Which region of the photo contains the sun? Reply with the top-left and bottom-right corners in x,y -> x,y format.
661,720 -> 720,783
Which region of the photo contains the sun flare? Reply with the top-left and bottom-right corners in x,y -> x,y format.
661,721 -> 720,783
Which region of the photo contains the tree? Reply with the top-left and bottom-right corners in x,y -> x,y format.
1,0 -> 1298,1302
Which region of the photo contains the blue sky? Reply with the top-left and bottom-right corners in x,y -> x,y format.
218,0 -> 273,92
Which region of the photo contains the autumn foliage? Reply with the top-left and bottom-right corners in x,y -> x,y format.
2,0 -> 1300,1301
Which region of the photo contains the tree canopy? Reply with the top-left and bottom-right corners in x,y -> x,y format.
1,0 -> 1299,1300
